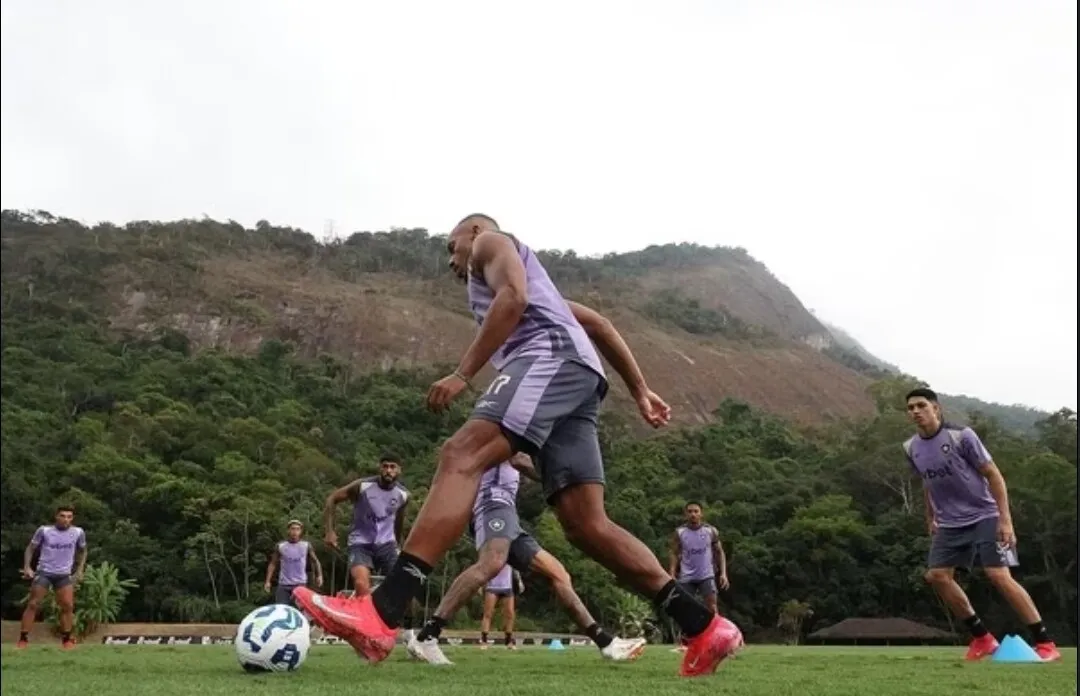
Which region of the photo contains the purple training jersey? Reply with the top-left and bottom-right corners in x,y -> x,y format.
903,425 -> 998,528
676,524 -> 718,582
466,235 -> 606,379
473,462 -> 520,516
31,525 -> 86,576
487,564 -> 513,592
277,540 -> 310,586
348,477 -> 409,547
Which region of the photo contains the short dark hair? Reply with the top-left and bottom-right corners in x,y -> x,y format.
56,505 -> 75,515
905,387 -> 939,403
457,213 -> 500,230
379,451 -> 402,465
685,501 -> 703,511
287,519 -> 304,529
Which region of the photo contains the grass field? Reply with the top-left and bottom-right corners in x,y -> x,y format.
1,643 -> 1075,696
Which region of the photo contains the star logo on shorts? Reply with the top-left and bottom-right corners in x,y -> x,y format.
488,519 -> 505,532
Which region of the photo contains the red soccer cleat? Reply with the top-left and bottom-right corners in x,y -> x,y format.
15,639 -> 28,650
680,615 -> 743,678
61,637 -> 77,650
293,587 -> 396,663
1035,642 -> 1061,662
964,633 -> 999,661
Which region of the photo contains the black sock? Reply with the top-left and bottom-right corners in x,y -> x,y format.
654,580 -> 713,638
963,614 -> 989,638
371,552 -> 433,629
481,631 -> 489,643
60,631 -> 71,641
416,616 -> 446,642
585,622 -> 614,649
1028,621 -> 1050,644
19,632 -> 28,642
504,632 -> 513,646
402,614 -> 414,630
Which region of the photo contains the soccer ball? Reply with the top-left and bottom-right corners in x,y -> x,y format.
235,604 -> 311,673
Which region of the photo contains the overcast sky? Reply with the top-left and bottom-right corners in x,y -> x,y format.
2,0 -> 1076,411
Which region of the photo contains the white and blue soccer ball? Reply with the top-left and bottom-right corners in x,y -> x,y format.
235,604 -> 311,673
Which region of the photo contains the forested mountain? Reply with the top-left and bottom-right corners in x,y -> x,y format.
1,210 -> 1074,643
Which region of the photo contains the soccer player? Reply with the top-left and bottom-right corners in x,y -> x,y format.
263,520 -> 323,607
17,506 -> 87,649
406,454 -> 646,665
669,502 -> 729,615
296,214 -> 740,677
478,565 -> 520,650
322,453 -> 410,598
903,387 -> 1061,662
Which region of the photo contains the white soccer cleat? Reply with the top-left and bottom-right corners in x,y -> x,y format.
401,629 -> 417,645
601,636 -> 647,661
406,634 -> 454,666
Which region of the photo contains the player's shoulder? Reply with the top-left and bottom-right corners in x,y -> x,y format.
357,475 -> 379,492
71,525 -> 86,535
704,524 -> 721,538
674,524 -> 687,535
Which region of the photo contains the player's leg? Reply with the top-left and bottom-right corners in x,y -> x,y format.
348,545 -> 375,597
274,584 -> 297,607
520,540 -> 645,660
924,522 -> 997,660
408,533 -> 512,665
501,594 -> 516,649
54,578 -> 76,648
697,578 -> 719,615
972,521 -> 1060,660
480,591 -> 498,648
17,579 -> 49,648
537,380 -> 738,676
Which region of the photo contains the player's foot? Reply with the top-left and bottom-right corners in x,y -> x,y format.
406,634 -> 453,665
1035,642 -> 1061,662
964,633 -> 999,661
61,638 -> 76,650
401,629 -> 416,646
507,642 -> 517,651
292,587 -> 396,663
15,639 -> 28,650
680,615 -> 742,678
601,636 -> 647,661
480,641 -> 489,651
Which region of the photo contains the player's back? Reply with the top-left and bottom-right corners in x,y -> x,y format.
467,234 -> 605,378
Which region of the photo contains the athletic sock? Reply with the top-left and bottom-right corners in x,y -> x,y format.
963,614 -> 989,638
654,580 -> 713,639
481,631 -> 489,644
585,622 -> 614,649
416,615 -> 446,642
19,632 -> 28,642
504,632 -> 513,646
60,631 -> 71,642
371,552 -> 433,629
1028,621 -> 1051,644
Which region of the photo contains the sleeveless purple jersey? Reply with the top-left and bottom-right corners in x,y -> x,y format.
277,540 -> 310,586
466,235 -> 606,378
677,524 -> 717,582
31,525 -> 86,576
903,425 -> 998,528
348,477 -> 409,546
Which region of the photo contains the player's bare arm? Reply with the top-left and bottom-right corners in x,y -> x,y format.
977,461 -> 1016,546
668,532 -> 681,578
711,529 -> 729,590
308,545 -> 324,588
264,547 -> 280,591
323,480 -> 360,550
509,452 -> 541,482
568,300 -> 672,428
922,486 -> 937,536
394,504 -> 408,546
73,541 -> 87,582
428,232 -> 529,411
22,536 -> 37,579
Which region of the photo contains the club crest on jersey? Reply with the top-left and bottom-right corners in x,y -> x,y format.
488,518 -> 506,532
940,443 -> 951,454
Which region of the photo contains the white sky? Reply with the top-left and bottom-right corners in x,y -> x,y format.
2,0 -> 1076,412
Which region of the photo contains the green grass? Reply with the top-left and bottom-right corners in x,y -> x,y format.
1,644 -> 1075,696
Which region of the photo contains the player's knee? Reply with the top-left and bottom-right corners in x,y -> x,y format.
25,597 -> 41,612
924,568 -> 952,585
436,434 -> 485,477
984,567 -> 1014,589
